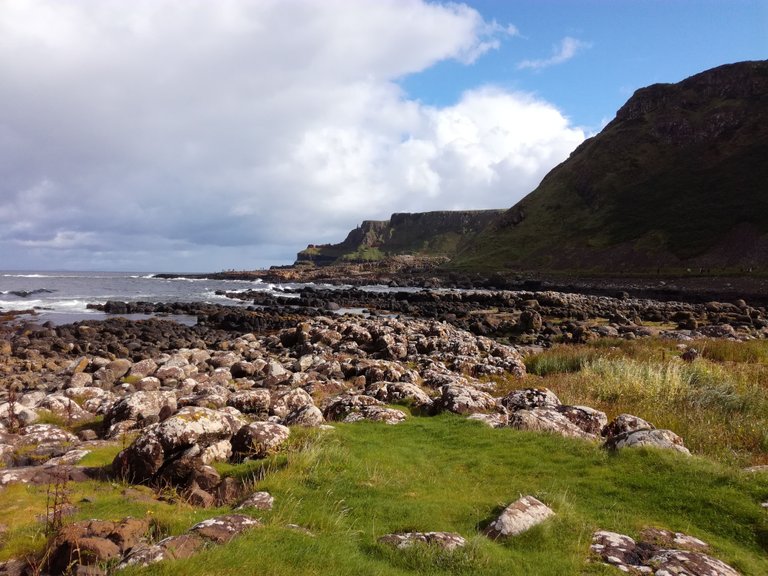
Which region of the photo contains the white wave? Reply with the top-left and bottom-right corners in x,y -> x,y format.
0,297 -> 95,313
128,274 -> 157,279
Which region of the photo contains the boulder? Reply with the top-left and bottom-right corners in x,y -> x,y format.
438,385 -> 499,415
13,424 -> 80,466
104,391 -> 177,428
366,381 -> 433,410
501,388 -> 560,412
46,518 -> 150,576
270,388 -> 315,419
119,534 -> 205,569
342,405 -> 407,425
283,405 -> 325,427
378,531 -> 466,551
604,429 -> 690,455
127,359 -> 158,378
555,405 -> 607,436
509,408 -> 598,440
323,394 -> 383,421
231,422 -> 290,460
228,389 -> 271,417
602,413 -> 654,438
189,514 -> 262,544
483,496 -> 555,539
590,529 -> 739,576
154,406 -> 241,453
35,394 -> 93,422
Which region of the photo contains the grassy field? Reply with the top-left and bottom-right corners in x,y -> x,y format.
1,415 -> 767,575
2,337 -> 768,574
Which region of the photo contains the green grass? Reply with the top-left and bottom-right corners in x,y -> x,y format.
3,417 -> 763,575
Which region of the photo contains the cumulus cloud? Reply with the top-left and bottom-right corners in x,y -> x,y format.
518,36 -> 590,70
0,0 -> 585,271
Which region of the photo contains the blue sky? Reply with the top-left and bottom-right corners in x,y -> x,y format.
0,0 -> 765,271
404,1 -> 768,130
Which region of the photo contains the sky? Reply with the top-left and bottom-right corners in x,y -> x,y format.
1,0 -> 766,272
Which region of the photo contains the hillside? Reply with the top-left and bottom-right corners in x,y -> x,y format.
295,210 -> 503,266
453,60 -> 768,275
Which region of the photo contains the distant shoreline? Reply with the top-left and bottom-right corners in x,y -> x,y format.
154,266 -> 768,307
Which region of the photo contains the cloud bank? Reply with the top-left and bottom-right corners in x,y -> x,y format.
0,0 -> 585,271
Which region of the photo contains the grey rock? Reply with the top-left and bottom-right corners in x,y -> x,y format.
483,496 -> 555,539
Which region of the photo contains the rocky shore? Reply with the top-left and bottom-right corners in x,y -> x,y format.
1,279 -> 764,574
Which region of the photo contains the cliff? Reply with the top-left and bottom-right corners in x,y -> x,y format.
296,210 -> 504,266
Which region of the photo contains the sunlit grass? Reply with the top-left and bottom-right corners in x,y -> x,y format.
521,338 -> 768,466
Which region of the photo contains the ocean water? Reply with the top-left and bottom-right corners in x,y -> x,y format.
0,271 -> 309,325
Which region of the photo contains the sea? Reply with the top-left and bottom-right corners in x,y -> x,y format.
0,271 -> 318,326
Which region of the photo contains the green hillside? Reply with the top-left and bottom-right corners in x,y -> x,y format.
453,60 -> 768,275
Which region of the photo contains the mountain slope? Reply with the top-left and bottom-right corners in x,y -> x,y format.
453,60 -> 768,274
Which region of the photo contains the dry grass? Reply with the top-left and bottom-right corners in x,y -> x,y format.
522,339 -> 768,466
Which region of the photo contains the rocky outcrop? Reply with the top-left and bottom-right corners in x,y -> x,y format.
295,210 -> 504,265
590,528 -> 740,575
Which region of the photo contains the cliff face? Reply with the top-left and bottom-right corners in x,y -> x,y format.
454,60 -> 768,274
296,210 -> 504,266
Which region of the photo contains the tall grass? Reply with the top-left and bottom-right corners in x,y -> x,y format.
525,339 -> 768,466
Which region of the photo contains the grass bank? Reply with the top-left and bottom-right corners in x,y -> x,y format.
2,416 -> 767,575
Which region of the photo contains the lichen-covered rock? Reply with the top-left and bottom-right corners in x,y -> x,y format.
483,496 -> 555,539
112,429 -> 165,483
227,389 -> 271,417
342,405 -> 407,425
36,394 -> 93,422
231,422 -> 290,460
235,491 -> 274,510
501,388 -> 560,412
555,405 -> 608,436
189,514 -> 262,543
378,531 -> 466,551
602,413 -> 655,438
0,401 -> 39,428
438,384 -> 499,415
638,527 -> 709,552
13,424 -> 80,466
509,408 -> 598,440
119,534 -> 205,569
46,518 -> 150,575
154,406 -> 241,453
283,405 -> 325,427
590,529 -> 739,576
127,358 -> 158,379
647,549 -> 740,576
590,531 -> 652,573
604,428 -> 690,455
104,391 -> 177,428
323,394 -> 383,421
270,388 -> 315,419
365,381 -> 433,410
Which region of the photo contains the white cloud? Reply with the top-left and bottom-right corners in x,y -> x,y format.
518,36 -> 590,70
0,1 -> 585,271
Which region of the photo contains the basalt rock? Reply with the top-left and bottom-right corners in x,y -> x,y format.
590,529 -> 740,576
